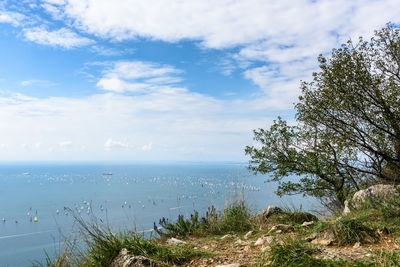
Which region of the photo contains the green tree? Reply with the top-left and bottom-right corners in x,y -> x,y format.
246,24 -> 400,208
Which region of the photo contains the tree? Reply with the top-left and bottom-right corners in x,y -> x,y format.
246,24 -> 400,209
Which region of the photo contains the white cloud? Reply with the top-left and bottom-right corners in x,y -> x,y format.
54,0 -> 399,109
21,79 -> 57,87
96,61 -> 183,93
0,88 -> 272,160
59,0 -> 399,49
23,27 -> 93,49
0,10 -> 25,26
104,138 -> 129,150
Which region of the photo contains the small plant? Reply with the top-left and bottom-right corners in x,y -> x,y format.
31,249 -> 71,267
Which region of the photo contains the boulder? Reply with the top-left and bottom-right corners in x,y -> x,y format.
346,184 -> 400,212
110,248 -> 162,267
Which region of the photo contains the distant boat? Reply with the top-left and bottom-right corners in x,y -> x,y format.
102,173 -> 113,175
23,172 -> 30,175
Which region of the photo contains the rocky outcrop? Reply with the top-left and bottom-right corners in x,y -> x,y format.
344,184 -> 400,214
110,249 -> 162,267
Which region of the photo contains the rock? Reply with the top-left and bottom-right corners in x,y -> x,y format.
166,237 -> 186,245
305,232 -> 318,242
215,264 -> 240,267
268,224 -> 293,234
262,205 -> 283,218
220,234 -> 236,240
244,230 -> 253,239
347,184 -> 400,211
311,238 -> 334,246
110,248 -> 162,267
343,200 -> 351,215
353,242 -> 361,248
254,238 -> 264,246
254,235 -> 274,246
310,232 -> 336,246
235,239 -> 249,245
275,229 -> 282,234
301,221 -> 314,227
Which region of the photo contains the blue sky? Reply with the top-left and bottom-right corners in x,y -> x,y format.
0,0 -> 398,161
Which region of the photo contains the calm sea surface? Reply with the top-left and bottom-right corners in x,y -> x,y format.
0,162 -> 318,266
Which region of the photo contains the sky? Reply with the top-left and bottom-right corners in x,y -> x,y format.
0,0 -> 398,161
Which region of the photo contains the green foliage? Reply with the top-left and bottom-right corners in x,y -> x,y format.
31,249 -> 71,267
257,238 -> 364,267
246,23 -> 400,209
312,213 -> 377,246
156,202 -> 251,238
371,249 -> 400,267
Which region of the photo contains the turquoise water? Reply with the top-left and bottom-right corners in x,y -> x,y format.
0,162 -> 318,266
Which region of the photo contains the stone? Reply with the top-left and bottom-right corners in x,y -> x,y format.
254,235 -> 274,246
235,239 -> 249,245
343,200 -> 351,215
220,234 -> 236,240
166,237 -> 186,245
310,232 -> 336,246
262,205 -> 283,218
244,230 -> 253,239
301,221 -> 314,227
215,264 -> 240,267
254,237 -> 264,246
110,248 -> 162,267
268,224 -> 293,234
353,242 -> 361,248
311,238 -> 334,246
346,184 -> 400,212
275,229 -> 282,234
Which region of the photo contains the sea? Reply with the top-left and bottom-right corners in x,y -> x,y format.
0,161 -> 319,266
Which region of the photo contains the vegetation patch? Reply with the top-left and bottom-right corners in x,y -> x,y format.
155,202 -> 251,238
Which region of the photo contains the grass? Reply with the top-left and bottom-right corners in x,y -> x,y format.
256,237 -> 363,267
33,209 -> 211,267
266,205 -> 318,226
32,193 -> 400,266
75,213 -> 211,266
156,201 -> 252,238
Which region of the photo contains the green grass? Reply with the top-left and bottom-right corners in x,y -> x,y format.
33,209 -> 211,267
256,238 -> 368,267
267,205 -> 318,226
156,202 -> 252,238
76,216 -> 210,267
